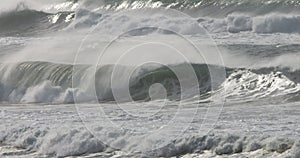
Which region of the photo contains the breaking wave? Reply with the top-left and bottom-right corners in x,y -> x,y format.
0,62 -> 299,104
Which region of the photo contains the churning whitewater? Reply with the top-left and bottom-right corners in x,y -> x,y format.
0,0 -> 300,157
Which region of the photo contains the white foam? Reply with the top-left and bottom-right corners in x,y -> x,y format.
223,70 -> 300,101
1,125 -> 298,157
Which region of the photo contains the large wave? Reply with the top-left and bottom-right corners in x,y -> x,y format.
0,62 -> 299,104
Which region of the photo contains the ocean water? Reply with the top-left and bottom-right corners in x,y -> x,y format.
0,0 -> 300,157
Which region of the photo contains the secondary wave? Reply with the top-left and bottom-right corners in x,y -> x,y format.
200,14 -> 300,34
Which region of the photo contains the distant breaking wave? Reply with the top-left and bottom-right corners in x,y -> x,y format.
200,14 -> 300,34
1,0 -> 300,37
78,0 -> 300,16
